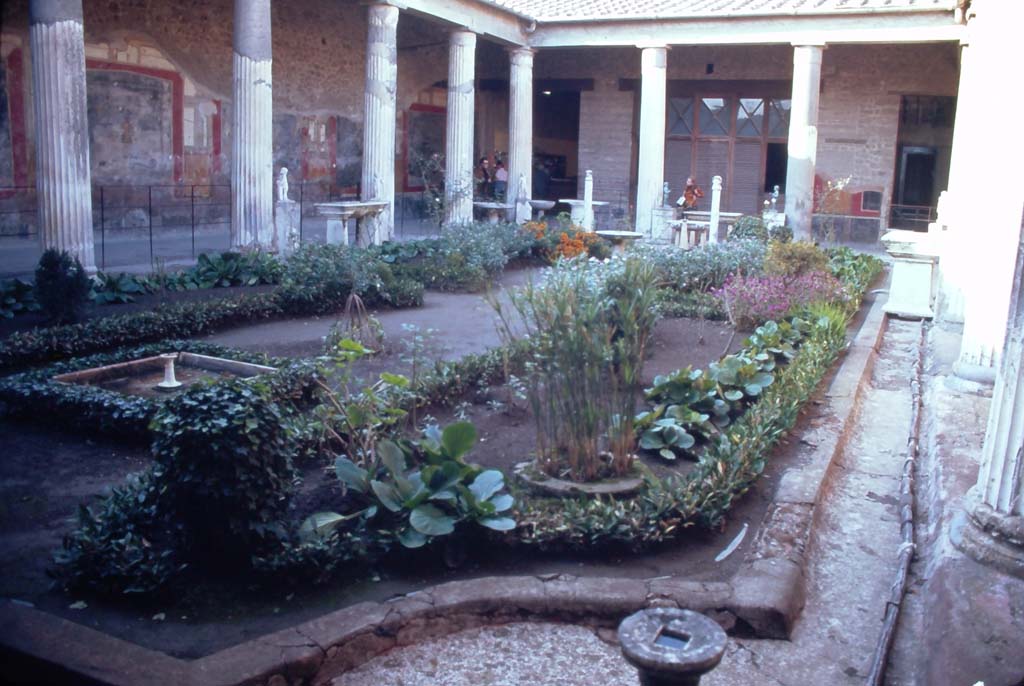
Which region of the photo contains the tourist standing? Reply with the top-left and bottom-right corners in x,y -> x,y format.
494,160 -> 509,201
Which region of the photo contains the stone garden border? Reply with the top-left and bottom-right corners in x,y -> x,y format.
0,294 -> 889,686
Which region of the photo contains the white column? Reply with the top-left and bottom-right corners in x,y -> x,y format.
360,2 -> 398,246
582,170 -> 594,231
634,45 -> 668,238
783,44 -> 824,242
231,0 -> 273,250
709,175 -> 722,244
29,0 -> 95,272
954,217 -> 1024,578
445,30 -> 476,226
508,47 -> 534,225
948,0 -> 1024,385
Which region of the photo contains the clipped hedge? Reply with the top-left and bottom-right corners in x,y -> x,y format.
0,341 -> 317,442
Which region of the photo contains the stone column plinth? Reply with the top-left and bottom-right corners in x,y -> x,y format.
953,219 -> 1024,578
29,0 -> 95,272
508,47 -> 533,225
231,0 -> 273,250
445,30 -> 476,225
634,46 -> 668,238
783,44 -> 824,242
360,3 -> 398,245
881,230 -> 940,319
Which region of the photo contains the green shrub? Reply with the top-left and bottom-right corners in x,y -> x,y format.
150,378 -> 298,568
764,240 -> 830,280
631,240 -> 766,293
730,215 -> 769,242
0,278 -> 40,318
0,292 -> 282,370
91,272 -> 149,305
52,472 -> 183,595
35,248 -> 91,324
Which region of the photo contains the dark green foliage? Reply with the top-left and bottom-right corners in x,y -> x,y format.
513,308 -> 849,550
330,423 -> 515,549
0,342 -> 316,442
0,292 -> 283,370
34,249 -> 91,324
91,272 -> 149,305
51,472 -> 183,595
0,278 -> 40,318
730,215 -> 769,242
150,378 -> 298,567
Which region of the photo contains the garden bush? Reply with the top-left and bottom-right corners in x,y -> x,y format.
729,215 -> 769,242
0,278 -> 39,319
715,270 -> 846,330
764,240 -> 830,280
150,378 -> 299,567
631,239 -> 766,293
34,248 -> 92,324
495,256 -> 659,481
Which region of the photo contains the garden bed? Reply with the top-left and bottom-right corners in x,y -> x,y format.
0,238 -> 886,682
0,314 -> 757,659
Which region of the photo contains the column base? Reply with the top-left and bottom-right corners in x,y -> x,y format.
951,360 -> 997,386
951,487 -> 1024,580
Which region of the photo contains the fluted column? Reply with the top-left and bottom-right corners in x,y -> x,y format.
634,45 -> 667,238
29,0 -> 95,272
445,30 -> 476,226
784,44 -> 824,242
953,214 -> 1024,579
360,2 -> 398,246
946,0 -> 1024,385
508,47 -> 533,224
231,0 -> 273,249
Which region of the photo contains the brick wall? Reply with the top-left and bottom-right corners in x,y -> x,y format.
817,43 -> 960,233
577,78 -> 635,218
0,0 -> 448,187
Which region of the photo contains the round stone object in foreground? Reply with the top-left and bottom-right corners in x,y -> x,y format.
618,608 -> 728,686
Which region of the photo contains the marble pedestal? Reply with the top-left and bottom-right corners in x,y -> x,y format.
882,229 -> 940,319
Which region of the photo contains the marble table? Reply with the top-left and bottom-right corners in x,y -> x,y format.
315,200 -> 388,246
558,198 -> 609,227
528,199 -> 556,220
596,230 -> 644,254
473,201 -> 515,224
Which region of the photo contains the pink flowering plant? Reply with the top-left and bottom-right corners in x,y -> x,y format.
715,270 -> 848,331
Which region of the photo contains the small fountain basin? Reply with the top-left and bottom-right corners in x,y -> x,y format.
52,352 -> 277,399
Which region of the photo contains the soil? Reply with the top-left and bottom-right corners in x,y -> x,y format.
0,268 -> 840,660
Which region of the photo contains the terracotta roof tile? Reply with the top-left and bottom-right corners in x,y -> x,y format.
488,0 -> 960,22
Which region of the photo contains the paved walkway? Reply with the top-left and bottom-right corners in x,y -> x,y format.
333,319 -> 923,686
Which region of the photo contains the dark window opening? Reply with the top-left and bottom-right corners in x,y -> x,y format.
861,190 -> 882,212
764,142 -> 787,193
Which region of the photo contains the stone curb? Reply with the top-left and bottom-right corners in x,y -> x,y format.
732,289 -> 890,639
0,294 -> 889,686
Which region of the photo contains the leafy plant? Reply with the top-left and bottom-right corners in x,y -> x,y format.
715,270 -> 846,330
0,278 -> 40,318
325,293 -> 385,355
494,256 -> 658,482
150,377 -> 299,568
35,248 -> 91,324
730,215 -> 769,242
91,271 -> 149,305
328,422 -> 515,549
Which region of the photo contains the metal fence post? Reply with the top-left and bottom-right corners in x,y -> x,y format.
191,185 -> 196,258
147,185 -> 154,264
298,181 -> 304,244
99,186 -> 106,270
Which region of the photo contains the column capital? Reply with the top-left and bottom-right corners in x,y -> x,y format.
30,0 -> 83,25
791,41 -> 827,50
234,0 -> 272,62
635,42 -> 669,50
509,46 -> 535,63
367,2 -> 400,20
449,29 -> 477,46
